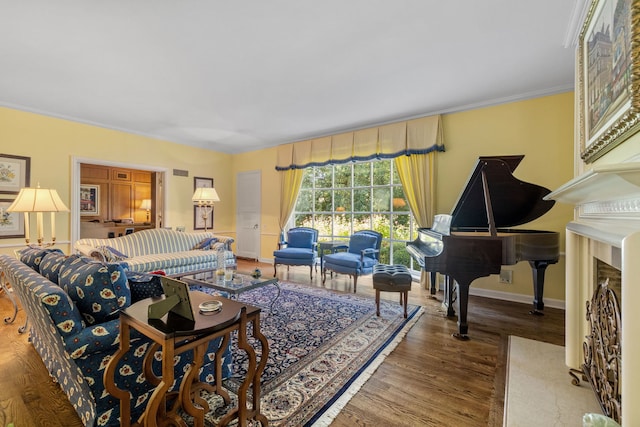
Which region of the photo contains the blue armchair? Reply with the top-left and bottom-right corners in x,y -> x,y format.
321,230 -> 382,293
273,227 -> 319,279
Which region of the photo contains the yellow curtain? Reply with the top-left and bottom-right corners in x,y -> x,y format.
394,152 -> 435,229
378,122 -> 407,158
278,168 -> 304,236
395,115 -> 444,288
276,115 -> 444,285
331,132 -> 354,162
352,127 -> 379,161
275,114 -> 444,170
276,144 -> 305,239
395,152 -> 436,288
394,115 -> 444,228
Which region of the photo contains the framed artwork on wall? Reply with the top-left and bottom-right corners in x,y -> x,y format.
193,177 -> 214,230
579,0 -> 640,163
0,154 -> 30,194
80,184 -> 100,215
0,198 -> 25,238
194,176 -> 213,189
194,205 -> 213,230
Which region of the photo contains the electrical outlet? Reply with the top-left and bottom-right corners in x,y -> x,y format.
499,269 -> 513,284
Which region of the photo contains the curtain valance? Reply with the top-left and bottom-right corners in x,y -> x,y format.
276,114 -> 444,171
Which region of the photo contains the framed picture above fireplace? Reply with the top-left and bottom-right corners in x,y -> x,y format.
579,0 -> 640,163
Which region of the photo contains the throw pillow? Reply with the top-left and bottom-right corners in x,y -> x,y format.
18,246 -> 64,271
60,258 -> 131,325
58,254 -> 86,283
127,271 -> 164,302
39,251 -> 68,284
193,237 -> 217,250
91,245 -> 129,263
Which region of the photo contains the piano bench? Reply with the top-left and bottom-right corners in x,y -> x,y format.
373,264 -> 412,318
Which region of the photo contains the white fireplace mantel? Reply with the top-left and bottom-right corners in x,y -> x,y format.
546,162 -> 640,425
546,161 -> 640,213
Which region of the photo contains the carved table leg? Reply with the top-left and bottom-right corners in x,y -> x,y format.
104,321 -> 133,427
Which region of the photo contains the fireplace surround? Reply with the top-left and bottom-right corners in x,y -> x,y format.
547,162 -> 640,425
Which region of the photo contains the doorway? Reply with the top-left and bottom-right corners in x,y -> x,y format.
71,157 -> 168,244
235,170 -> 261,260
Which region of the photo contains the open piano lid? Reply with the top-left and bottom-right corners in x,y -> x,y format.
450,155 -> 555,229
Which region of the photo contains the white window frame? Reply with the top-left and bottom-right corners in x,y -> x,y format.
292,159 -> 418,269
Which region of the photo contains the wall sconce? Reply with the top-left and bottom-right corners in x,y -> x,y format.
140,199 -> 152,222
7,185 -> 70,247
192,187 -> 220,232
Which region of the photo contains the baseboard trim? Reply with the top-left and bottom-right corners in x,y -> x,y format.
263,258 -> 566,310
469,287 -> 565,310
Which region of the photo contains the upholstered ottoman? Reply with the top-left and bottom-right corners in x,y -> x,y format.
372,264 -> 412,318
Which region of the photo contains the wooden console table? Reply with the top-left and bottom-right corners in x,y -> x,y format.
104,291 -> 269,427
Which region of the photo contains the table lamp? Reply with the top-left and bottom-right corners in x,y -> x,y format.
192,187 -> 219,232
140,199 -> 152,222
7,184 -> 70,247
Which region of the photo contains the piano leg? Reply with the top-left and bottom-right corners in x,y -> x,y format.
429,271 -> 437,295
528,260 -> 554,315
454,280 -> 471,340
443,276 -> 456,317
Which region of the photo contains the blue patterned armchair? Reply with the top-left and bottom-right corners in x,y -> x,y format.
321,230 -> 382,293
273,227 -> 319,279
0,248 -> 232,427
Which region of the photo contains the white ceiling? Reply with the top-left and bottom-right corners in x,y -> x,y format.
0,1 -> 582,154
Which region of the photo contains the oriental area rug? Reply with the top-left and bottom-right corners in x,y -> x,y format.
193,281 -> 423,426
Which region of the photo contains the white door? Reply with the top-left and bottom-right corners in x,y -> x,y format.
236,171 -> 261,260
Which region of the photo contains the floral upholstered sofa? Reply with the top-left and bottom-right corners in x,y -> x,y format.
74,228 -> 236,275
0,247 -> 232,427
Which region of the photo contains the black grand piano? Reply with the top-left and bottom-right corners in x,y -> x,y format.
406,155 -> 559,339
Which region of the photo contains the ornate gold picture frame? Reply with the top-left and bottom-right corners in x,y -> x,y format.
579,0 -> 639,163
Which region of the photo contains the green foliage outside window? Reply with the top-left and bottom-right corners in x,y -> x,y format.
293,159 -> 417,269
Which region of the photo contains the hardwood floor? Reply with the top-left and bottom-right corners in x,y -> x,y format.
0,260 -> 564,426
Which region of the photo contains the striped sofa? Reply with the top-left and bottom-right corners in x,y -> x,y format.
74,228 -> 236,275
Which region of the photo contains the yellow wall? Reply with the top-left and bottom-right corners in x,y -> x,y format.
1,91 -> 574,302
232,147 -> 281,254
0,107 -> 234,255
234,92 -> 575,302
438,92 -> 575,301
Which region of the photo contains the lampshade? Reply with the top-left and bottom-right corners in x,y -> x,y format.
140,199 -> 152,210
7,187 -> 70,213
192,187 -> 220,205
6,185 -> 69,246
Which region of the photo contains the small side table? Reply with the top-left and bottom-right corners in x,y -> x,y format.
317,240 -> 348,270
104,291 -> 269,427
